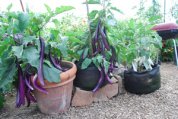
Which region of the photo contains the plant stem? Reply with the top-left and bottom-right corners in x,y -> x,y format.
102,0 -> 106,18
85,0 -> 93,55
19,0 -> 25,12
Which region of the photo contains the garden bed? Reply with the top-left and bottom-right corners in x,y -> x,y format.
0,63 -> 178,119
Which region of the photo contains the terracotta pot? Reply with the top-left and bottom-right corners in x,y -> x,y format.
32,61 -> 77,114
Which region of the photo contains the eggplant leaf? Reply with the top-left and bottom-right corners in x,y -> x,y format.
82,48 -> 89,59
22,36 -> 36,46
44,4 -> 52,13
7,3 -> 13,11
69,37 -> 85,45
44,60 -> 52,67
0,57 -> 17,90
92,57 -> 100,68
22,47 -> 40,69
89,10 -> 99,20
83,0 -> 100,4
58,44 -> 68,57
110,7 -> 123,14
103,60 -> 110,73
43,64 -> 60,83
96,55 -> 103,64
55,6 -> 74,14
17,13 -> 29,32
12,45 -> 23,59
81,58 -> 92,69
0,39 -> 13,57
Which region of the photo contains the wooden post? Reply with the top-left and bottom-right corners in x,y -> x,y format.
19,0 -> 25,12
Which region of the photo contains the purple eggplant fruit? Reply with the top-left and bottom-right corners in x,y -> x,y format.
92,67 -> 104,92
105,73 -> 113,84
97,39 -> 102,53
100,40 -> 105,57
25,88 -> 36,107
92,39 -> 97,53
25,75 -> 34,90
32,74 -> 48,94
49,51 -> 64,71
93,20 -> 101,43
55,57 -> 68,71
102,65 -> 113,84
38,37 -> 45,86
26,97 -> 30,107
16,63 -> 25,108
16,89 -> 20,108
109,62 -> 114,73
100,27 -> 110,50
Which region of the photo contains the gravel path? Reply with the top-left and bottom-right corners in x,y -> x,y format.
0,63 -> 178,119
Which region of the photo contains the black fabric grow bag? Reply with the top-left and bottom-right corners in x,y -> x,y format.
74,62 -> 102,91
124,65 -> 160,94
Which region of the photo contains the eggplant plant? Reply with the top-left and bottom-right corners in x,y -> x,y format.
109,19 -> 162,72
0,4 -> 74,107
75,0 -> 122,92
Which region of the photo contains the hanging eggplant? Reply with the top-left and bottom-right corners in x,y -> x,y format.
37,37 -> 45,86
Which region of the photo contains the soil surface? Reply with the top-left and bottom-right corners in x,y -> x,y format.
0,63 -> 178,119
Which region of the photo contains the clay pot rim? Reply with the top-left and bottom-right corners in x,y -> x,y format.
31,61 -> 77,89
44,61 -> 77,89
44,75 -> 76,89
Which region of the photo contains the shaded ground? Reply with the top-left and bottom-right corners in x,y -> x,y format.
0,63 -> 178,119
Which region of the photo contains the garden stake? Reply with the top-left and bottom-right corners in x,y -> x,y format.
173,39 -> 178,67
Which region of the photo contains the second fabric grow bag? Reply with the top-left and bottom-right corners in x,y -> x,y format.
124,65 -> 161,94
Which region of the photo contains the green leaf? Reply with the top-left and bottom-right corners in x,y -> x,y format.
55,6 -> 74,14
0,38 -> 13,57
69,37 -> 85,44
52,19 -> 60,26
82,48 -> 89,59
43,64 -> 60,83
22,36 -> 36,46
12,45 -> 23,59
81,58 -> 92,69
58,44 -> 68,57
44,60 -> 52,67
83,0 -> 100,4
92,57 -> 100,68
0,57 -> 17,89
7,3 -> 13,11
110,7 -> 123,14
44,4 -> 52,13
17,13 -> 29,32
143,61 -> 152,70
89,10 -> 99,19
22,47 -> 39,69
96,55 -> 103,63
50,29 -> 59,40
0,46 -> 12,61
103,60 -> 110,72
